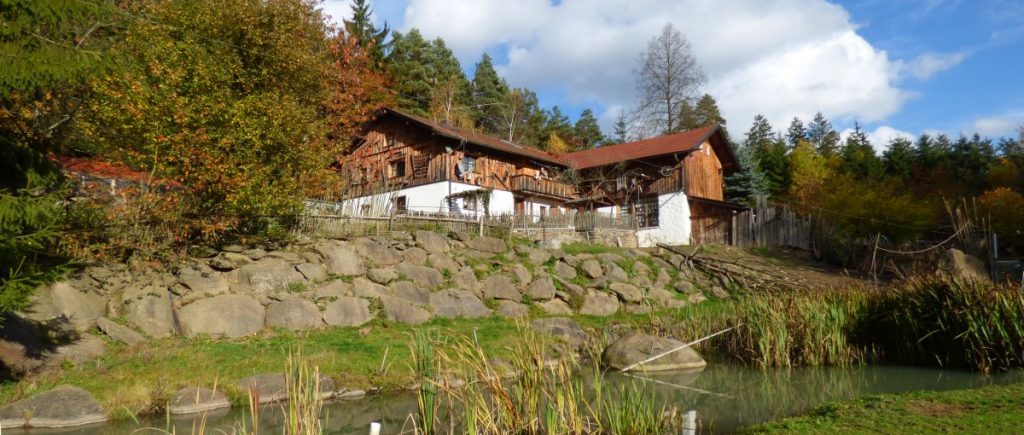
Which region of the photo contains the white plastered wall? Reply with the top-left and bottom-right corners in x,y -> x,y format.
635,191 -> 691,248
336,181 -> 514,217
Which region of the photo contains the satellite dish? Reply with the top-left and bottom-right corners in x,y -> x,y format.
659,166 -> 674,177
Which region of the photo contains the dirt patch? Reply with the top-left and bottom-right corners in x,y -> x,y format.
905,399 -> 974,417
673,244 -> 871,291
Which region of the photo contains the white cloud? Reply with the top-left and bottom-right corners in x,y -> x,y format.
401,0 -> 920,134
840,125 -> 916,154
970,112 -> 1024,137
898,51 -> 969,79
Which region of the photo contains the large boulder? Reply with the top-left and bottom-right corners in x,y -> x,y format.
395,263 -> 444,288
525,248 -> 552,266
608,283 -> 643,303
366,267 -> 398,285
322,297 -> 372,327
235,258 -> 305,293
179,295 -> 265,338
508,264 -> 532,285
177,265 -> 229,299
481,275 -> 520,301
354,238 -> 399,266
390,281 -> 430,305
168,387 -> 230,415
579,290 -> 619,316
537,299 -> 573,315
415,230 -> 450,254
429,290 -> 491,319
238,373 -> 335,404
313,240 -> 364,276
531,318 -> 589,350
602,333 -> 706,372
427,254 -> 460,273
126,295 -> 175,338
379,296 -> 431,324
553,262 -> 577,280
351,277 -> 389,299
0,385 -> 106,428
495,300 -> 529,318
209,252 -> 252,270
295,263 -> 328,283
96,317 -> 145,346
450,268 -> 479,294
402,247 -> 429,266
22,281 -> 106,331
266,299 -> 322,330
938,248 -> 990,282
579,259 -> 604,279
466,236 -> 507,253
314,280 -> 352,300
523,276 -> 556,301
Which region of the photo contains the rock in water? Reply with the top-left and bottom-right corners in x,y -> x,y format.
938,248 -> 991,282
168,387 -> 230,415
0,385 -> 106,428
238,373 -> 335,404
602,333 -> 706,372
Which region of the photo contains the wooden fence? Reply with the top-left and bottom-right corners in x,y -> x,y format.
732,198 -> 815,250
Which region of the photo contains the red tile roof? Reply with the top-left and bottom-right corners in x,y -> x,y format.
562,125 -> 720,169
53,155 -> 181,186
367,108 -> 738,172
381,108 -> 565,166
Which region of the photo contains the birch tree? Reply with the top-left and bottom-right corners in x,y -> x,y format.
634,23 -> 706,136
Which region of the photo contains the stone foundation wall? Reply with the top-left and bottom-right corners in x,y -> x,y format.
512,228 -> 638,248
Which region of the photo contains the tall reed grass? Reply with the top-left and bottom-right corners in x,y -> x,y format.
410,324 -> 672,434
671,276 -> 1024,373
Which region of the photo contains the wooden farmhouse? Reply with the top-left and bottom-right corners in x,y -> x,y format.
336,108 -> 742,247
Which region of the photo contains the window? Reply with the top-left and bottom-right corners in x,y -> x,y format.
393,196 -> 407,213
360,203 -> 372,216
463,196 -> 477,211
628,195 -> 659,228
463,156 -> 477,173
388,159 -> 406,178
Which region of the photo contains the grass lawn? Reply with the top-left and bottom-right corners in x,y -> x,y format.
0,313 -> 645,420
743,382 -> 1024,434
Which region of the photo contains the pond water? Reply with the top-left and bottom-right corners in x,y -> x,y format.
17,364 -> 1024,434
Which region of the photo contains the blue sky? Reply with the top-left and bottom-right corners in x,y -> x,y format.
323,0 -> 1024,149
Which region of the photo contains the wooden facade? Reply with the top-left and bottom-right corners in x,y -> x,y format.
342,108 -> 743,246
339,110 -> 575,204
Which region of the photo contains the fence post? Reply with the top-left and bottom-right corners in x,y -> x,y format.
478,214 -> 484,237
682,410 -> 696,435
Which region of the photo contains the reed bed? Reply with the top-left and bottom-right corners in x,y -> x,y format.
408,325 -> 674,434
671,276 -> 1024,373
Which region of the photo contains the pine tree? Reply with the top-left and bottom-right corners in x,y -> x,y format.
542,106 -> 575,148
1,0 -> 108,313
573,108 -> 605,149
344,0 -> 390,59
786,117 -> 807,148
388,29 -> 433,114
807,112 -> 840,157
677,101 -> 699,130
471,53 -> 509,135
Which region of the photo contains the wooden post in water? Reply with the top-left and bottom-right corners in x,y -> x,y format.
682,410 -> 696,435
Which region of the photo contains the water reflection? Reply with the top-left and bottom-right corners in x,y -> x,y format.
20,365 -> 1024,434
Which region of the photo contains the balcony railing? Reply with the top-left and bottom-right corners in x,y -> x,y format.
510,174 -> 576,199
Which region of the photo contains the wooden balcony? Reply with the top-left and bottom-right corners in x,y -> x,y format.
510,174 -> 576,200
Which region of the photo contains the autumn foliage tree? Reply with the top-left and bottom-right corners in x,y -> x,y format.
78,0 -> 387,242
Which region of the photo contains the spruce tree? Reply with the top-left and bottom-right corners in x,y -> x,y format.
746,115 -> 789,195
838,122 -> 883,179
388,29 -> 433,114
611,111 -> 630,144
786,117 -> 807,148
807,112 -> 840,157
344,0 -> 390,58
1,0 -> 108,313
883,136 -> 915,180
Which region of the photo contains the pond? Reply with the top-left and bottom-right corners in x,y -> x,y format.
16,364 -> 1024,434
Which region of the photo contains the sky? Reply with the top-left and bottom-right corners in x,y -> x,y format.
321,0 -> 1024,151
